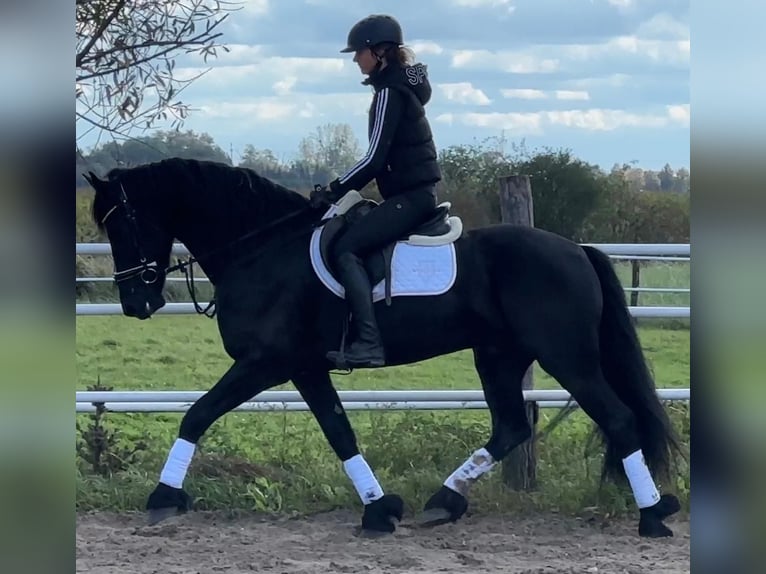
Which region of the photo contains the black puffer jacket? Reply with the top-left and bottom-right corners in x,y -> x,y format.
329,61 -> 442,200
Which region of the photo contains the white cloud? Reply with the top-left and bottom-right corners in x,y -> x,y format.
410,41 -> 444,56
500,89 -> 547,100
441,105 -> 691,134
449,34 -> 687,77
194,92 -> 373,124
445,111 -> 545,134
499,89 -> 589,100
545,108 -> 667,130
200,100 -> 297,121
452,0 -> 516,13
435,113 -> 455,125
667,104 -> 690,126
636,13 -> 690,40
566,73 -> 632,89
175,57 -> 348,89
299,102 -> 317,119
257,57 -> 346,77
504,56 -> 560,74
437,82 -> 491,105
606,0 -> 633,7
241,0 -> 269,15
562,36 -> 690,65
544,105 -> 690,131
273,76 -> 297,96
451,49 -> 559,73
555,90 -> 590,101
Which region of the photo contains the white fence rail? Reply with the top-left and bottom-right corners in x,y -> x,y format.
76,242 -> 691,257
75,302 -> 690,317
76,280 -> 689,296
76,388 -> 690,413
76,242 -> 690,317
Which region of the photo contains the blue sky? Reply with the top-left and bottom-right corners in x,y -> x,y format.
76,0 -> 690,171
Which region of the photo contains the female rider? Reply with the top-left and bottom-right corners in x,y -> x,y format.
313,14 -> 442,369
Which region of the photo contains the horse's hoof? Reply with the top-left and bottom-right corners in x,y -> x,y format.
639,494 -> 681,538
357,527 -> 394,539
145,482 -> 193,525
419,485 -> 468,527
360,494 -> 404,534
416,507 -> 453,527
147,506 -> 182,526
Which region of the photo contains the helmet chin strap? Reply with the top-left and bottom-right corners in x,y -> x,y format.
371,46 -> 388,73
360,46 -> 389,85
372,49 -> 383,69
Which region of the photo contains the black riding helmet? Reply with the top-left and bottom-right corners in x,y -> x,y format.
340,14 -> 403,53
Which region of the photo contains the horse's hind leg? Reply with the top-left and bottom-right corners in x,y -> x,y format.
291,369 -> 403,536
419,346 -> 534,527
536,334 -> 680,537
145,357 -> 287,525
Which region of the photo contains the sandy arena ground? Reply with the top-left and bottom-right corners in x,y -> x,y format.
76,509 -> 689,573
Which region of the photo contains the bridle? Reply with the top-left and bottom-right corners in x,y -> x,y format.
100,180 -> 323,317
100,183 -> 160,286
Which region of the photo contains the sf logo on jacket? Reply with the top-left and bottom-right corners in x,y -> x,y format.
406,63 -> 428,86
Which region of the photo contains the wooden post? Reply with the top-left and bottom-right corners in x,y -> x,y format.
630,259 -> 641,307
498,175 -> 537,491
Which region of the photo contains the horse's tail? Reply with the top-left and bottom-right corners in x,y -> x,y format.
582,245 -> 681,484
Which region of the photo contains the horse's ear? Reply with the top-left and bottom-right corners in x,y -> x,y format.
82,171 -> 103,187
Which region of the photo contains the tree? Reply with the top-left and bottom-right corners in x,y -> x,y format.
674,167 -> 690,194
296,123 -> 362,180
582,185 -> 690,244
437,138 -> 516,229
76,0 -> 238,140
76,130 -> 230,186
237,145 -> 302,189
643,170 -> 661,191
239,146 -> 282,174
517,149 -> 610,240
659,163 -> 676,192
581,186 -> 689,305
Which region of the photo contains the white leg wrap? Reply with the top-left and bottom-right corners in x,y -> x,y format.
444,447 -> 497,496
159,438 -> 196,489
343,454 -> 384,504
622,449 -> 661,508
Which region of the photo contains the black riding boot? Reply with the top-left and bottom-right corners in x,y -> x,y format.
326,252 -> 386,369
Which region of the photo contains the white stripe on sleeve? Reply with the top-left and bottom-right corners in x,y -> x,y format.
338,88 -> 390,185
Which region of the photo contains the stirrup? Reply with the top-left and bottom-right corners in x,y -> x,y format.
326,323 -> 386,369
326,347 -> 385,369
326,315 -> 354,373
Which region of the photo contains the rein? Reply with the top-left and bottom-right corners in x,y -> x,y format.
165,204 -> 319,318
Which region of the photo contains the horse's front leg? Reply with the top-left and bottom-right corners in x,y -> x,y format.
145,355 -> 288,525
292,369 -> 404,536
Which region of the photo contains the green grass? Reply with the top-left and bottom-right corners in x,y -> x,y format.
76,314 -> 690,518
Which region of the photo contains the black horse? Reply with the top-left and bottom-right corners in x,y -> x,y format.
84,157 -> 682,538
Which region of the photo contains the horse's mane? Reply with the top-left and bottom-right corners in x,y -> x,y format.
91,157 -> 310,235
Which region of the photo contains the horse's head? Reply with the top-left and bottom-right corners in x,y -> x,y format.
85,168 -> 174,320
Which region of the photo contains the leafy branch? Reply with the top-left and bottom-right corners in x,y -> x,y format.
76,0 -> 242,139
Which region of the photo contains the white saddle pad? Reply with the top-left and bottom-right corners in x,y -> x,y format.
309,227 -> 457,302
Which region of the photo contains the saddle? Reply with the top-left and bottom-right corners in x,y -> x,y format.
316,191 -> 463,305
